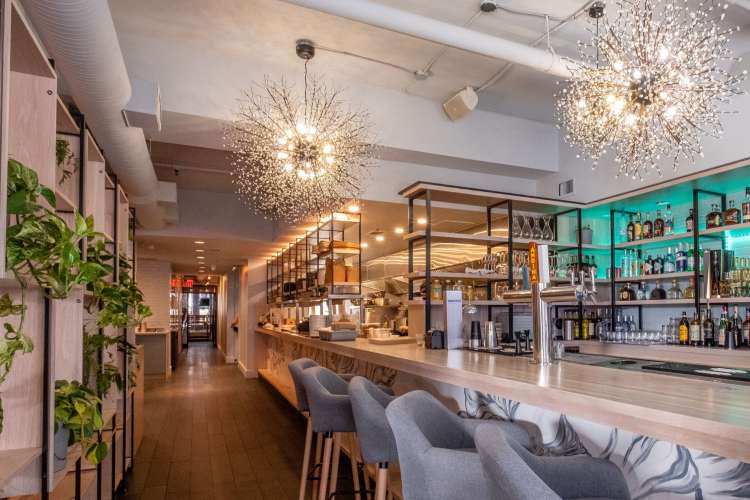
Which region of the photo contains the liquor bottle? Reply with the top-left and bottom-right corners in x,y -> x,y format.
728,306 -> 741,349
636,281 -> 647,300
743,188 -> 750,223
650,280 -> 666,300
718,305 -> 728,346
621,251 -> 630,278
703,307 -> 716,347
667,279 -> 683,299
654,209 -> 665,238
676,243 -> 686,272
684,278 -> 696,299
706,203 -> 722,229
725,200 -> 740,226
581,313 -> 589,340
686,208 -> 694,232
626,214 -> 635,242
743,307 -> 750,347
733,306 -> 743,348
634,211 -> 643,240
653,254 -> 664,275
687,246 -> 694,272
664,248 -> 675,273
664,204 -> 674,235
643,254 -> 652,275
678,311 -> 690,345
643,212 -> 653,239
689,311 -> 702,346
619,283 -> 635,301
632,250 -> 640,277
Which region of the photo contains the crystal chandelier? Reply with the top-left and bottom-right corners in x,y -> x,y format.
226,40 -> 375,222
556,0 -> 747,180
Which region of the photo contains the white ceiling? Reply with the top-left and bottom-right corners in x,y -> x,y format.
115,0 -> 750,272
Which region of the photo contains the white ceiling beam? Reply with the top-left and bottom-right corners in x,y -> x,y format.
279,0 -> 574,78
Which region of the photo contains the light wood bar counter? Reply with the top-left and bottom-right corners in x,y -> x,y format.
256,327 -> 750,462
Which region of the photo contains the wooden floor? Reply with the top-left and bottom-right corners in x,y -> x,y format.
117,344 -> 312,500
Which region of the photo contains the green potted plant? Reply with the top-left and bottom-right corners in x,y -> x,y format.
55,138 -> 78,186
54,379 -> 107,465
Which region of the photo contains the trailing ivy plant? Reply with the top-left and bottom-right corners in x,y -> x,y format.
54,379 -> 107,464
55,139 -> 78,186
0,294 -> 30,434
82,331 -> 138,398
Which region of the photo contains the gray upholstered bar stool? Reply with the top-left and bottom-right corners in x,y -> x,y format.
289,358 -> 321,500
385,390 -> 540,500
302,365 -> 361,500
475,424 -> 631,500
348,376 -> 397,500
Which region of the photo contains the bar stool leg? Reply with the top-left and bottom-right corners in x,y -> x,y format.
349,436 -> 362,500
312,432 -> 323,500
328,433 -> 341,497
299,415 -> 314,500
318,432 -> 334,500
375,463 -> 388,500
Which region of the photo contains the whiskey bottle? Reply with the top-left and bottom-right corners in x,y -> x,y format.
686,208 -> 694,232
643,212 -> 653,239
634,211 -> 643,240
706,203 -> 722,229
724,200 -> 740,226
689,311 -> 702,346
667,279 -> 682,299
619,283 -> 635,301
654,209 -> 665,237
650,280 -> 666,300
743,307 -> 750,347
626,214 -> 635,242
678,311 -> 690,345
743,188 -> 750,223
703,307 -> 716,347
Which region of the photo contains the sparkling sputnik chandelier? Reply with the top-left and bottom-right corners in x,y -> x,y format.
226,40 -> 375,222
556,0 -> 747,180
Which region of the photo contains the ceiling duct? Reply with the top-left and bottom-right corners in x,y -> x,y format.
21,0 -> 167,229
280,0 -> 573,78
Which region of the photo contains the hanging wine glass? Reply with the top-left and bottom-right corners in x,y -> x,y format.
511,215 -> 522,238
531,217 -> 543,239
521,216 -> 533,239
542,215 -> 554,241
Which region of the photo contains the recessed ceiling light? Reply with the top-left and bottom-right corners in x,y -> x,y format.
417,217 -> 427,225
361,242 -> 369,248
195,249 -> 205,253
197,256 -> 205,260
194,240 -> 205,245
347,203 -> 360,213
375,234 -> 385,242
394,227 -> 404,234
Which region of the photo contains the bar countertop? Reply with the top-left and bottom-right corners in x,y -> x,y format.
256,327 -> 750,462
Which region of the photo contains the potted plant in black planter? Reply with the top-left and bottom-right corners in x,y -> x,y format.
54,380 -> 107,467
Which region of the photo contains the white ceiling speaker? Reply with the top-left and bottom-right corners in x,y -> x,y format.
443,86 -> 479,121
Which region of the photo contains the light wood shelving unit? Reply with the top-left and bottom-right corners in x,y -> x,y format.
0,3 -> 140,497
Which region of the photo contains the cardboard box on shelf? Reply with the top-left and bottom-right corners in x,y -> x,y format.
324,259 -> 347,283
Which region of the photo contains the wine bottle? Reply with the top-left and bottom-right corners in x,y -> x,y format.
678,311 -> 690,345
703,307 -> 715,347
654,209 -> 665,237
733,306 -> 743,349
743,307 -> 750,347
718,305 -> 728,347
689,311 -> 702,346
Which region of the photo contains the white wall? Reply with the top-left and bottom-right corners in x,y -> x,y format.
136,258 -> 172,328
536,92 -> 750,202
236,260 -> 267,378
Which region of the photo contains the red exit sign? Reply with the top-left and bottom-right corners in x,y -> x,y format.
171,278 -> 194,288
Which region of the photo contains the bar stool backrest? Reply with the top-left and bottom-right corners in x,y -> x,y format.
475,424 -> 561,500
348,376 -> 397,464
301,366 -> 356,433
288,358 -> 318,413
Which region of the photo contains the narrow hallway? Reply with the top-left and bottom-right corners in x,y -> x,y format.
120,345 -> 306,500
